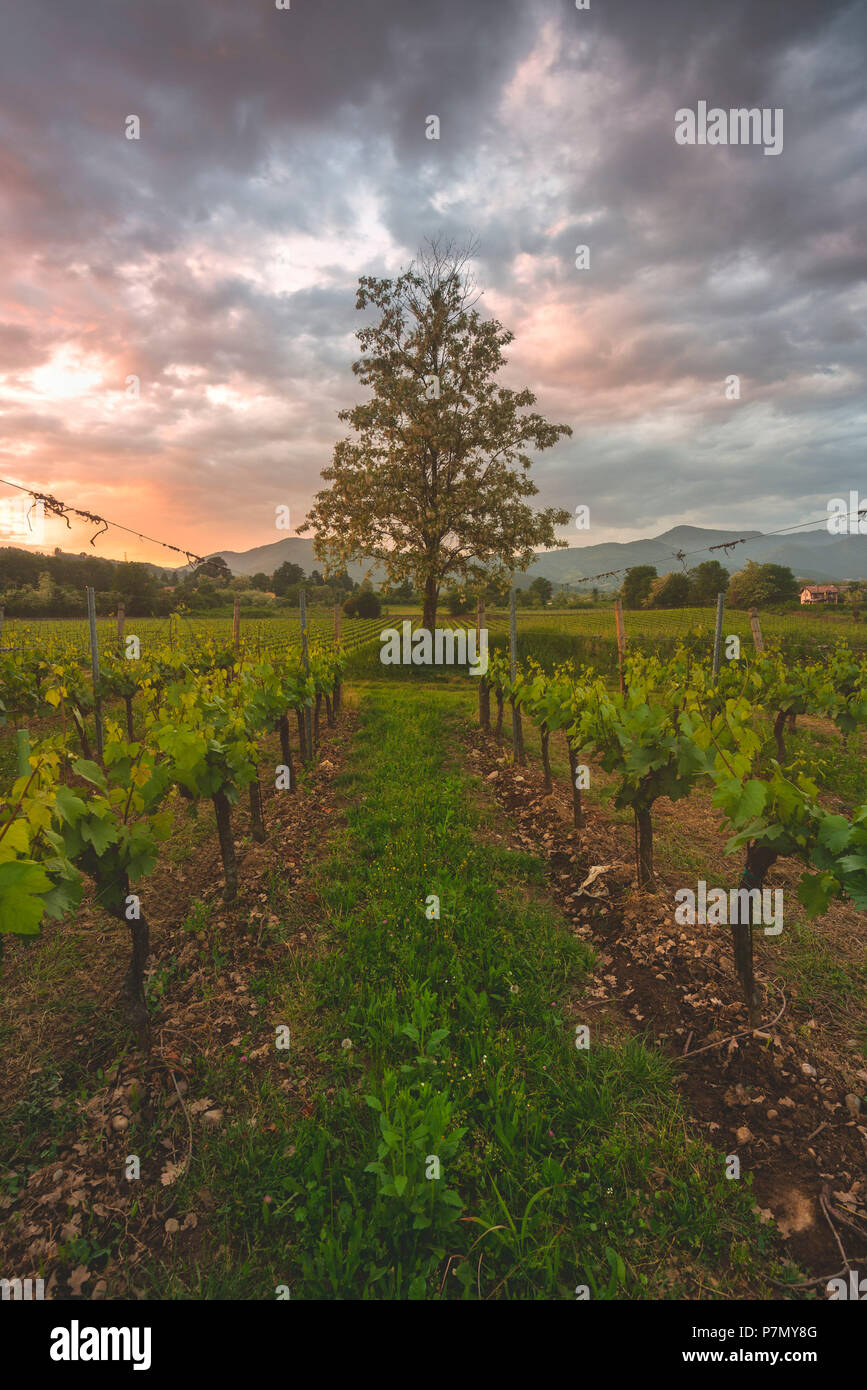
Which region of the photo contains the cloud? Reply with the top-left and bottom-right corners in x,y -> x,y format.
0,0 -> 864,560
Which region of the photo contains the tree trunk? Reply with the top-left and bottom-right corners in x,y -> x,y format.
479,680 -> 491,733
296,707 -> 309,764
540,724 -> 552,792
732,844 -> 777,1024
422,574 -> 439,630
773,710 -> 787,762
635,808 -> 654,889
325,692 -> 334,728
510,697 -> 525,766
314,693 -> 322,748
124,694 -> 134,742
248,775 -> 266,843
566,739 -> 584,829
212,791 -> 238,902
494,689 -> 504,742
333,677 -> 341,716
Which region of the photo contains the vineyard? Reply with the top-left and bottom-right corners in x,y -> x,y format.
1,611 -> 866,1300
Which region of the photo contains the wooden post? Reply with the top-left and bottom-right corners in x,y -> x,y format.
116,603 -> 125,655
233,594 -> 241,654
712,592 -> 725,684
86,586 -> 104,761
300,588 -> 313,761
614,598 -> 627,693
477,595 -> 490,731
509,586 -> 525,765
333,603 -> 342,647
749,607 -> 764,653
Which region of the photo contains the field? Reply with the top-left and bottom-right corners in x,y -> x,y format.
1,608 -> 865,1301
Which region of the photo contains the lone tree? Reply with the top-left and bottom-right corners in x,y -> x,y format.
620,565 -> 657,610
299,238 -> 572,628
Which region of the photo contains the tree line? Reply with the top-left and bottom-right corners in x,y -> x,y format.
618,559 -> 863,612
0,548 -> 360,619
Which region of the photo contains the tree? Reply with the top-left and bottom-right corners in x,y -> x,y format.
250,572 -> 270,591
645,571 -> 690,608
483,575 -> 510,605
113,561 -> 158,616
382,579 -> 415,601
687,560 -> 730,606
621,566 -> 657,609
355,587 -> 381,617
528,576 -> 553,605
299,237 -> 572,628
272,561 -> 305,596
194,555 -> 232,586
727,560 -> 799,609
446,586 -> 471,615
343,589 -> 381,617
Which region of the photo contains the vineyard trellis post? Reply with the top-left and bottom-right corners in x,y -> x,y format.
300,587 -> 313,761
749,606 -> 764,654
233,595 -> 241,654
478,595 -> 490,732
509,585 -> 525,765
116,603 -> 125,656
712,592 -> 725,683
86,586 -> 104,761
614,598 -> 627,693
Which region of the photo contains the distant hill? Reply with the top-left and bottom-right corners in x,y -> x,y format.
184,538 -> 379,584
521,525 -> 867,590
188,523 -> 867,590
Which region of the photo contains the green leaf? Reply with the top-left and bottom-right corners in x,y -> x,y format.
734,779 -> 766,825
817,815 -> 851,854
0,858 -> 53,935
71,759 -> 109,791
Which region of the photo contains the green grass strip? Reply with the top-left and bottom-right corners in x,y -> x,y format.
152,685 -> 783,1300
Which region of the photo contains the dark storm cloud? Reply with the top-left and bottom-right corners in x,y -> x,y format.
0,0 -> 864,554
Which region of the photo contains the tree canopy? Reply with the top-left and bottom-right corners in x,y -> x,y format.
300,238 -> 572,626
727,560 -> 798,608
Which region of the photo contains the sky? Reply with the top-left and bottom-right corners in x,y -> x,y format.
0,0 -> 864,565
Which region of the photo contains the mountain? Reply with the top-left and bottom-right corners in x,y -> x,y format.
521,524 -> 867,589
195,523 -> 867,589
181,537 -> 379,583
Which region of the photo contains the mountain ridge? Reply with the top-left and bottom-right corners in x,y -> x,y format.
195,525 -> 867,588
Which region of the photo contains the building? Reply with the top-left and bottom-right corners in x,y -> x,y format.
800,584 -> 839,605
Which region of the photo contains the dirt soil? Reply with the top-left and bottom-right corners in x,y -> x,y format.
0,712 -> 358,1299
464,724 -> 867,1291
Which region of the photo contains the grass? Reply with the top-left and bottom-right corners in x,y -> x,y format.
141,683 -> 781,1300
